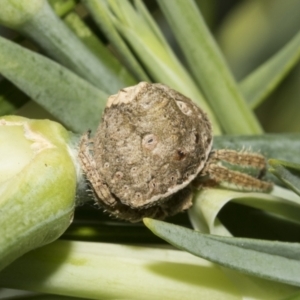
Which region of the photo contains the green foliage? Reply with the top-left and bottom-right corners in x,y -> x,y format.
269,159 -> 300,196
144,218 -> 300,287
240,30 -> 300,109
0,0 -> 300,299
158,0 -> 262,134
0,36 -> 107,133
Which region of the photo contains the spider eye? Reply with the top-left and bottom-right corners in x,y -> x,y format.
142,134 -> 158,150
114,171 -> 123,179
134,192 -> 143,202
176,100 -> 192,115
149,179 -> 156,190
131,166 -> 137,172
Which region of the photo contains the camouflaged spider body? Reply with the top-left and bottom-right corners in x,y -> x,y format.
79,82 -> 272,222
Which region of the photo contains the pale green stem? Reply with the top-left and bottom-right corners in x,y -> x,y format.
0,240 -> 242,299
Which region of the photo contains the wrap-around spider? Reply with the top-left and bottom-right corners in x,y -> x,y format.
79,82 -> 272,222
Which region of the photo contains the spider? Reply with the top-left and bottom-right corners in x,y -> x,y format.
79,82 -> 272,222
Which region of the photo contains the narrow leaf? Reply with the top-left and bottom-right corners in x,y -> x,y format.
0,0 -> 133,93
240,30 -> 300,109
134,0 -> 170,50
63,11 -> 137,88
190,186 -> 300,236
144,218 -> 300,287
206,234 -> 300,259
82,0 -> 150,82
158,0 -> 262,134
49,0 -> 76,17
269,159 -> 300,196
0,36 -> 107,133
107,0 -> 222,134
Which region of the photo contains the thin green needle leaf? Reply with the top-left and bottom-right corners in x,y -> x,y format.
144,218 -> 300,287
82,0 -> 150,82
240,30 -> 300,109
134,0 -> 170,49
158,0 -> 262,134
49,0 -> 76,17
63,11 -> 136,88
206,234 -> 300,259
0,0 -> 133,93
0,36 -> 107,133
269,159 -> 300,196
107,0 -> 222,134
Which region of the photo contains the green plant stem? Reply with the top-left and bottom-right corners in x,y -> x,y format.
0,240 -> 241,299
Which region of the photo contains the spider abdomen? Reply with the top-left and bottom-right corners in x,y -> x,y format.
93,82 -> 212,209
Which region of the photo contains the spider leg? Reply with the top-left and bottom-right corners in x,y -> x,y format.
195,150 -> 273,192
78,131 -> 116,206
210,149 -> 267,170
202,162 -> 272,192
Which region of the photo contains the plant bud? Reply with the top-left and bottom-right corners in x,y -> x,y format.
0,115 -> 78,271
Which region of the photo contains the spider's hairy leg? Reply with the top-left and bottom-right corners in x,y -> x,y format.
78,131 -> 116,205
210,149 -> 267,170
197,151 -> 273,192
202,163 -> 272,192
